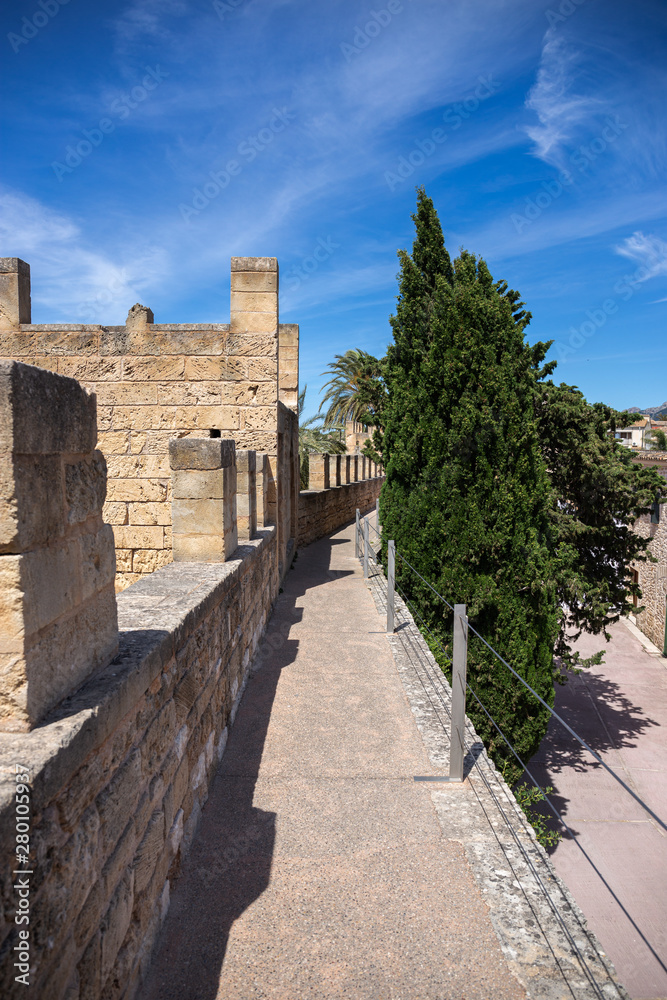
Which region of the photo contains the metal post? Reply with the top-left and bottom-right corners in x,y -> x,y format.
449,604 -> 468,782
387,540 -> 395,633
376,497 -> 380,533
355,508 -> 360,557
363,518 -> 369,579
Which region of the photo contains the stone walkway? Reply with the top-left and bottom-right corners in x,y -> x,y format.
528,622 -> 667,1000
140,522 -> 526,999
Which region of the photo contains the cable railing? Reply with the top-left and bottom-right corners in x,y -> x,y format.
354,507 -> 667,996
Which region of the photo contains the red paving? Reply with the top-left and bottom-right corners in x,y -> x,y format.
528,622 -> 667,1000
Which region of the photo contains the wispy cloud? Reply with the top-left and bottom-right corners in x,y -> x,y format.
614,231 -> 667,281
0,189 -> 168,322
524,31 -> 600,166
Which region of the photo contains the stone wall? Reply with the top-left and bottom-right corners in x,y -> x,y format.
631,455 -> 667,651
299,454 -> 384,547
0,257 -> 299,592
0,366 -> 280,999
0,533 -> 277,1000
0,361 -> 118,732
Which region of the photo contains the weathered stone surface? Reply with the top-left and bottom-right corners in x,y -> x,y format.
0,453 -> 64,552
230,256 -> 278,272
65,452 -> 107,523
126,303 -> 155,329
0,258 -> 31,329
168,437 -> 235,471
0,361 -> 96,455
298,476 -> 384,547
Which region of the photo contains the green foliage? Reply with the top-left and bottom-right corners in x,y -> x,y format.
647,428 -> 667,451
380,187 -> 560,785
319,349 -> 386,434
512,781 -> 561,849
537,385 -> 666,667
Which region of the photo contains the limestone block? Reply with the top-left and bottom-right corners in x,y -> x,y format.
100,870 -> 134,987
230,270 -> 278,292
231,311 -> 278,334
352,455 -> 359,481
345,456 -> 351,484
133,809 -> 165,895
230,290 -> 278,315
0,453 -> 64,552
172,499 -> 225,535
184,356 -> 246,381
106,479 -> 168,503
246,357 -> 278,380
93,382 -> 158,405
132,549 -> 172,574
0,583 -> 119,731
309,454 -> 330,491
0,258 -> 31,328
0,360 -> 97,455
172,534 -> 227,562
171,469 -> 226,500
333,455 -> 342,487
236,449 -> 257,541
231,256 -> 278,272
278,323 -> 299,349
226,334 -> 277,357
122,357 -> 185,381
127,502 -> 170,525
125,303 -> 155,329
97,430 -> 130,454
169,437 -> 235,471
65,451 -> 107,523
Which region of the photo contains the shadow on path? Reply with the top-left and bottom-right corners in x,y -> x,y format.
139,535 -> 351,1000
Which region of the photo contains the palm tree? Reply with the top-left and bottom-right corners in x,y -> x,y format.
298,386 -> 345,488
318,349 -> 376,429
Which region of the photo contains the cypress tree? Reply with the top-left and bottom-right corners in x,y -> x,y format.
381,189 -> 560,781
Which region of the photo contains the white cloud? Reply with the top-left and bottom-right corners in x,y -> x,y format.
524,31 -> 600,166
0,189 -> 168,323
614,231 -> 667,281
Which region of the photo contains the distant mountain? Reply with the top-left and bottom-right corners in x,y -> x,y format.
626,401 -> 667,417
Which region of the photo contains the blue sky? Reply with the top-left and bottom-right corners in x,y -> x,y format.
1,0 -> 666,419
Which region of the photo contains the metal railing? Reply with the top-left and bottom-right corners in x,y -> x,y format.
354,506 -> 667,997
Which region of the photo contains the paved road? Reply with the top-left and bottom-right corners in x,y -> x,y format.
140,523 -> 525,999
528,622 -> 667,1000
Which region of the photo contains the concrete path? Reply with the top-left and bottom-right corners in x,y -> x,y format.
528,623 -> 667,1000
141,523 -> 525,1000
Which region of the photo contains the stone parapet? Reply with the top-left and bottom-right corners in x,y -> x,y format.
0,361 -> 118,731
299,476 -> 384,548
236,449 -> 257,540
169,438 -> 237,562
0,528 -> 277,1000
0,257 -> 291,591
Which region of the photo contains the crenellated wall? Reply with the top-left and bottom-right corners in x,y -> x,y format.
0,365 -> 280,998
0,257 -> 298,592
299,453 -> 384,547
